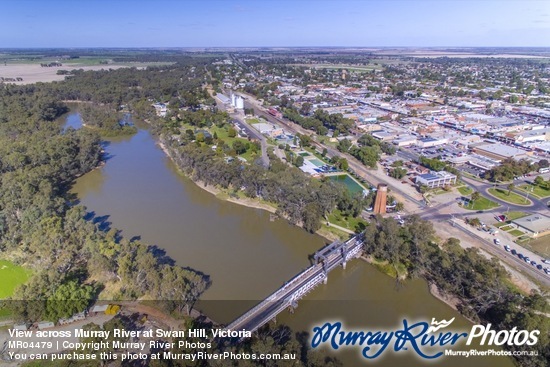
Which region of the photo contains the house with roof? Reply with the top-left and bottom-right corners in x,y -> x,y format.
511,214 -> 550,238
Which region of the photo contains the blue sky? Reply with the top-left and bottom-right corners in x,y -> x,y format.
1,0 -> 549,47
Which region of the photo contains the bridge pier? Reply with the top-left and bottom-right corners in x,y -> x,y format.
342,261 -> 347,269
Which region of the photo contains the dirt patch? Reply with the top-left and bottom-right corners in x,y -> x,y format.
0,63 -> 135,84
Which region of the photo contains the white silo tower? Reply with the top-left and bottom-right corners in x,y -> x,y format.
236,96 -> 244,110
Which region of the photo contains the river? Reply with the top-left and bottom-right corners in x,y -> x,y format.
64,111 -> 513,367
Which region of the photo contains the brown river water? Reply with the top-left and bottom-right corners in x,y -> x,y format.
65,112 -> 513,367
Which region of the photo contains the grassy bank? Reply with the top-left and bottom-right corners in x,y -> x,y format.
488,188 -> 531,205
0,259 -> 32,299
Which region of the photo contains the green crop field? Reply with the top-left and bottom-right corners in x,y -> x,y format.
0,260 -> 32,299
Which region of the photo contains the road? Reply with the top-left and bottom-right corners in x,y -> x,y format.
212,91 -> 269,167
242,97 -> 424,208
238,91 -> 550,287
447,218 -> 550,286
461,176 -> 549,211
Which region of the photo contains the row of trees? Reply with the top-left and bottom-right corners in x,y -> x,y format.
162,126 -> 366,233
282,107 -> 354,136
0,71 -> 211,323
79,104 -> 137,136
363,215 -> 549,367
484,158 -> 545,182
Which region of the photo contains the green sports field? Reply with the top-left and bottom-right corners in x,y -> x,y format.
0,259 -> 32,299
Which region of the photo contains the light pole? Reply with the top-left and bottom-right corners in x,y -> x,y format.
524,185 -> 533,202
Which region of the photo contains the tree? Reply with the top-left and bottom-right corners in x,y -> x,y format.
322,148 -> 328,157
389,167 -> 407,179
538,159 -> 549,168
294,155 -> 304,167
46,280 -> 95,322
534,176 -> 545,186
337,138 -> 352,152
470,191 -> 481,208
299,102 -> 312,116
468,217 -> 481,227
232,140 -> 247,155
395,202 -> 405,212
297,133 -> 312,147
507,183 -> 515,196
228,127 -> 237,138
302,202 -> 322,233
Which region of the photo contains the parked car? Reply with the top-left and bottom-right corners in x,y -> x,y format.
542,259 -> 550,264
536,264 -> 543,270
511,249 -> 517,255
504,245 -> 511,252
494,239 -> 500,245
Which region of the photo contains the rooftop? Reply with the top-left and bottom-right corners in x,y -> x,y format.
475,143 -> 529,158
512,213 -> 550,234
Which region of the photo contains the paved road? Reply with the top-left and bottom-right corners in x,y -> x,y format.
242,98 -> 424,208
212,92 -> 269,167
239,92 -> 550,285
461,176 -> 549,212
448,218 -> 550,286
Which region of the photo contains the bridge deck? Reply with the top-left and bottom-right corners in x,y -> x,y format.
226,235 -> 363,333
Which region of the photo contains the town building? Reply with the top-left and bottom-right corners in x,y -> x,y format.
511,214 -> 550,238
472,142 -> 531,161
416,171 -> 457,188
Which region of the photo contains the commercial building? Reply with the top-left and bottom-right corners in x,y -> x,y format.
511,214 -> 550,238
472,142 -> 530,161
393,135 -> 417,147
514,128 -> 550,145
417,137 -> 448,148
416,171 -> 457,188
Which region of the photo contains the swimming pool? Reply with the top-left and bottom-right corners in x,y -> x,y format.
309,158 -> 324,167
328,175 -> 365,194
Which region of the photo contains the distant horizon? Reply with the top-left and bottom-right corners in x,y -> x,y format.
2,46 -> 550,50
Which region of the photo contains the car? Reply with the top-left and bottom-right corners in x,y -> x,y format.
545,268 -> 550,274
542,259 -> 550,264
536,264 -> 543,270
524,257 -> 530,262
494,239 -> 500,245
530,260 -> 536,266
504,245 -> 511,252
511,249 -> 517,255
477,210 -> 484,214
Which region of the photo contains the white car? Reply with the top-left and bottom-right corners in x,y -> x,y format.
542,259 -> 550,264
504,245 -> 510,252
494,239 -> 500,245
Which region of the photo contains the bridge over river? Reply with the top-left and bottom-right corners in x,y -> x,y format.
225,234 -> 364,334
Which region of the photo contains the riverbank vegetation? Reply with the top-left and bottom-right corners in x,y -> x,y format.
364,214 -> 549,367
2,56 -> 547,367
0,82 -> 210,323
79,104 -> 137,137
162,132 -> 368,233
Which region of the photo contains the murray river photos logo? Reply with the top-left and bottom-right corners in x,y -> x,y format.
310,318 -> 540,360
